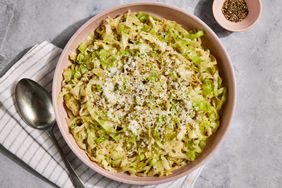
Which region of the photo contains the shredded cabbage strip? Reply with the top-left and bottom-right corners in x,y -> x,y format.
61,11 -> 226,176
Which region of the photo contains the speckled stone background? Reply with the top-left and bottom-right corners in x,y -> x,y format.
1,0 -> 282,187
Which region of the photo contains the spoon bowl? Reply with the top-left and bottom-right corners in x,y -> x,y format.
15,79 -> 55,130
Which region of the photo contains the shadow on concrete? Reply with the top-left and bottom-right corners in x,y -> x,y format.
52,16 -> 93,49
194,0 -> 232,38
1,14 -> 96,78
0,47 -> 32,78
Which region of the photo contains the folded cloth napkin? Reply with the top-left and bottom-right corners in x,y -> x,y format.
0,41 -> 203,188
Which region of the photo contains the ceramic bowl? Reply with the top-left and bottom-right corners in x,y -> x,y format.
213,0 -> 262,32
52,2 -> 236,185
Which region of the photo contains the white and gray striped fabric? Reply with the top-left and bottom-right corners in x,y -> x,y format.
0,41 -> 203,188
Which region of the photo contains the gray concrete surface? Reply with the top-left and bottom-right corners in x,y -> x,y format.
1,0 -> 282,187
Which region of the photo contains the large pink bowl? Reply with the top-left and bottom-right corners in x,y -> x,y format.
52,2 -> 236,185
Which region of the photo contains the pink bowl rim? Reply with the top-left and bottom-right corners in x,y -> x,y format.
52,2 -> 236,185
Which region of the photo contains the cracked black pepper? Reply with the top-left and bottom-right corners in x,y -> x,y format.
222,0 -> 249,23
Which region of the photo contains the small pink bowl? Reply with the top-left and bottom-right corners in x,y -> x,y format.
213,0 -> 262,32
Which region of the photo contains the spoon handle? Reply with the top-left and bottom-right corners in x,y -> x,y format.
48,129 -> 85,188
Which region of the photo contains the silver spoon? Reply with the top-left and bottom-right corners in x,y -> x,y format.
15,78 -> 85,188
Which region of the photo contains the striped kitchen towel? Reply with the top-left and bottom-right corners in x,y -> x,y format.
0,41 -> 203,188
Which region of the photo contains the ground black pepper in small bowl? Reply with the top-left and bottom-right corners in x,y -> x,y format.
222,0 -> 249,23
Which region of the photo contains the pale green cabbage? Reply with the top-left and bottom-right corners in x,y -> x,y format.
61,11 -> 226,176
